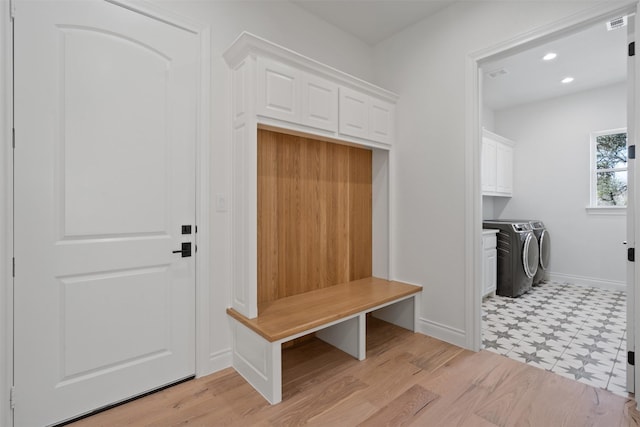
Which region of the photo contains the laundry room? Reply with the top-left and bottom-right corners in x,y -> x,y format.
480,17 -> 629,394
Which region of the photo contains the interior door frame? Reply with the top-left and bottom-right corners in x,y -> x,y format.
0,1 -> 211,425
465,0 -> 637,356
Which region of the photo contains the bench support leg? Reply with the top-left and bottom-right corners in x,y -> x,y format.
316,314 -> 366,361
372,295 -> 418,332
230,319 -> 282,404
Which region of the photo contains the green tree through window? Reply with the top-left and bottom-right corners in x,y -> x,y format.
593,131 -> 627,207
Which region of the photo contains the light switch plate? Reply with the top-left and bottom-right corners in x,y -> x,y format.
216,193 -> 228,212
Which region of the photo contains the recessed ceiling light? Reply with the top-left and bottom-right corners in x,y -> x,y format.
542,52 -> 557,61
561,77 -> 574,84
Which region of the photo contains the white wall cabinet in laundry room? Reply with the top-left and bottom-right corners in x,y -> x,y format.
482,229 -> 499,297
482,129 -> 514,197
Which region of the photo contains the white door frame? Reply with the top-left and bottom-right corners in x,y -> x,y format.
0,1 -> 210,425
465,0 -> 637,350
0,1 -> 13,426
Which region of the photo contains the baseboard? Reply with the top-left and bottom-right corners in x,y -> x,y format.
547,272 -> 626,292
198,349 -> 232,378
417,317 -> 467,348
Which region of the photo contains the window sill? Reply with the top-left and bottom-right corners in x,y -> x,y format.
585,206 -> 626,215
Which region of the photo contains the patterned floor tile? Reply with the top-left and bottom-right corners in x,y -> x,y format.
482,281 -> 627,395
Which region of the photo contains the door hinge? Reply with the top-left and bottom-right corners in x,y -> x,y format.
629,248 -> 635,262
630,41 -> 635,57
629,145 -> 636,160
9,386 -> 15,410
9,0 -> 15,21
629,351 -> 635,366
12,128 -> 15,149
12,257 -> 14,277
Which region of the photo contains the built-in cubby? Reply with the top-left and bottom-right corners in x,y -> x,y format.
224,32 -> 398,319
223,32 -> 420,405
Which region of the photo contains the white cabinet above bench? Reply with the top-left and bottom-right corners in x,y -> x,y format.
226,32 -> 397,151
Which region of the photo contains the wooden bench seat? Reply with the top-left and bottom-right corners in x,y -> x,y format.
227,277 -> 421,342
227,277 -> 422,404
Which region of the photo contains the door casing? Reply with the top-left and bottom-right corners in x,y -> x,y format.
0,1 -> 211,425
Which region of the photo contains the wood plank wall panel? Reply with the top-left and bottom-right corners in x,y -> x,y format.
257,129 -> 372,308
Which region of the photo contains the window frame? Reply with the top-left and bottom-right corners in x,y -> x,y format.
589,127 -> 628,211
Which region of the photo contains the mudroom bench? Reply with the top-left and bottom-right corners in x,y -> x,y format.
226,277 -> 422,404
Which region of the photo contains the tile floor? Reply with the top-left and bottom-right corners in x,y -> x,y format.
482,281 -> 628,396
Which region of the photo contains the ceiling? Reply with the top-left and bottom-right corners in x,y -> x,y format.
289,1 -> 627,111
483,18 -> 627,111
291,0 -> 456,46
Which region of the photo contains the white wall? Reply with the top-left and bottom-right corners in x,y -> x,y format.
155,0 -> 375,374
372,1 -> 609,345
494,82 -> 626,287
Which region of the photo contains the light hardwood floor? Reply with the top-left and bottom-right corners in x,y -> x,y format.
68,318 -> 640,426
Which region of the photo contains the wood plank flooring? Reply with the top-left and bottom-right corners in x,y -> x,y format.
68,318 -> 640,427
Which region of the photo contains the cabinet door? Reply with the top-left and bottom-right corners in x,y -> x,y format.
484,248 -> 497,296
496,143 -> 513,195
301,73 -> 338,131
257,57 -> 300,123
369,98 -> 394,145
481,137 -> 497,193
339,86 -> 369,139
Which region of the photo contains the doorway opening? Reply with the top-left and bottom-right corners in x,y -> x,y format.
467,2 -> 637,398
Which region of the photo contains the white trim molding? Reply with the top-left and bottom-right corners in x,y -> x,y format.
1,1 -> 12,425
417,318 -> 467,348
547,273 -> 626,292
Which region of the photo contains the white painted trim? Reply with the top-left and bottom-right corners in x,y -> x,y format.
223,32 -> 398,102
466,1 -> 638,356
1,1 -> 12,425
585,206 -> 627,215
208,349 -> 233,373
417,318 -> 466,348
547,273 -> 626,292
194,25 -> 212,379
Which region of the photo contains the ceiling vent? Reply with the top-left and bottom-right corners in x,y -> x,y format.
487,68 -> 509,79
607,16 -> 627,31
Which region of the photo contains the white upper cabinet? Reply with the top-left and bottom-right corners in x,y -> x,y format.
339,87 -> 369,139
225,32 -> 397,150
369,97 -> 395,145
257,57 -> 300,123
496,143 -> 513,194
339,87 -> 395,145
482,129 -> 514,197
481,137 -> 497,194
301,73 -> 338,132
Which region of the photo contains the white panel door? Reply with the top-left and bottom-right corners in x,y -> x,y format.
13,1 -> 197,426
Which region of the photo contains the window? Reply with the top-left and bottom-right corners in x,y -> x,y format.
590,129 -> 627,208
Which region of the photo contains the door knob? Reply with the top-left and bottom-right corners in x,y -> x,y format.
172,242 -> 192,257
